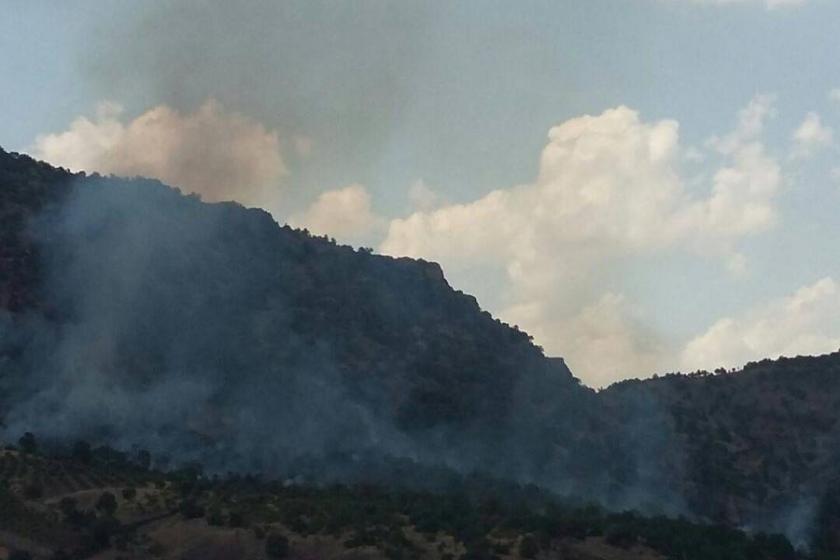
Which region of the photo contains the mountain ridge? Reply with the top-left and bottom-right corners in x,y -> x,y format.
2,147 -> 840,551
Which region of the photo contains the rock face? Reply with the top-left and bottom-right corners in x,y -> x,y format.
2,147 -> 840,546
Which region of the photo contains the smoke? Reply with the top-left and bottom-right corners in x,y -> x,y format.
78,0 -> 432,198
31,100 -> 286,208
0,176 -> 414,473
0,166 -> 690,519
7,161 -> 837,551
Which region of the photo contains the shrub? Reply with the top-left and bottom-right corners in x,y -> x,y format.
228,510 -> 246,528
518,535 -> 539,559
266,532 -> 290,559
179,499 -> 205,519
72,441 -> 92,464
18,432 -> 37,454
96,492 -> 118,516
23,480 -> 43,500
206,507 -> 224,526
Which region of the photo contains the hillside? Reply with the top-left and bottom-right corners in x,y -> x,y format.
0,446 -> 802,560
2,147 -> 840,554
602,354 -> 840,545
0,145 -> 587,476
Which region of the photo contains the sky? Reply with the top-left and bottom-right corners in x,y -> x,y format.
3,0 -> 840,387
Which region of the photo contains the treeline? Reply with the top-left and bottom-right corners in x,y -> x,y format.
1,435 -> 816,560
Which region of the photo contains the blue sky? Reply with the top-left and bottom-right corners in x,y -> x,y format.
3,0 -> 840,385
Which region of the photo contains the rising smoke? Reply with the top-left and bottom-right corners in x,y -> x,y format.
0,168 -> 685,521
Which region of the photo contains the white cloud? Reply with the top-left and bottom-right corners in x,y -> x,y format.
506,293 -> 666,389
707,94 -> 776,155
682,278 -> 840,372
381,97 -> 781,384
31,100 -> 286,207
289,184 -> 383,245
791,112 -> 834,159
408,180 -> 444,211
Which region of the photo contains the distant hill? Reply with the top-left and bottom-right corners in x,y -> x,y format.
2,147 -> 840,552
602,354 -> 840,546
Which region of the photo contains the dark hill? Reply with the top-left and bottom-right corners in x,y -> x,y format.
3,147 -> 840,551
0,147 -> 589,480
602,354 -> 840,545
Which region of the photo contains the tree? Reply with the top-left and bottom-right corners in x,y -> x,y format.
266,532 -> 290,559
228,510 -> 246,528
59,497 -> 78,517
518,535 -> 539,559
206,507 -> 224,526
136,449 -> 152,470
96,491 -> 118,516
18,432 -> 37,454
121,487 -> 137,501
23,480 -> 43,500
72,440 -> 92,464
179,499 -> 205,519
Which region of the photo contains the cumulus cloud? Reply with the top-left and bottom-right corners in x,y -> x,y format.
381,97 -> 781,384
708,94 -> 776,155
507,293 -> 666,389
31,100 -> 286,207
289,184 -> 383,245
791,112 -> 834,159
682,278 -> 840,372
407,180 -> 444,211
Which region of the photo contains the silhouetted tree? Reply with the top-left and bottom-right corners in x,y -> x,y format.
266,532 -> 290,558
96,492 -> 118,516
18,432 -> 36,454
72,440 -> 92,464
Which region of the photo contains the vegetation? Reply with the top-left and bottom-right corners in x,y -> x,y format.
0,439 -> 813,559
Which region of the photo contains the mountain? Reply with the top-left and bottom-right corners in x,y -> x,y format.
602,355 -> 840,546
2,147 -> 840,554
0,146 -> 591,480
